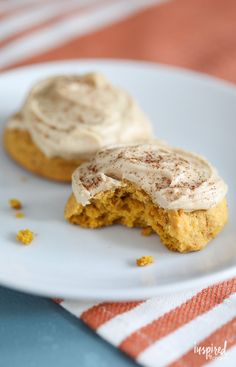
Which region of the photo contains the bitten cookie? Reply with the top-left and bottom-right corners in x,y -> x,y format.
64,143 -> 228,253
4,73 -> 153,182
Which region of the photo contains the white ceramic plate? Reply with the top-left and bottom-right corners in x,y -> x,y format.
0,60 -> 235,300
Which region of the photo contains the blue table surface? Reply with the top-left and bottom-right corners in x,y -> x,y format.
0,286 -> 138,367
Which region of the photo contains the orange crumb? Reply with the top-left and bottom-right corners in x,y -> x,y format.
9,198 -> 22,210
141,227 -> 153,236
16,229 -> 34,245
136,255 -> 154,267
15,212 -> 24,219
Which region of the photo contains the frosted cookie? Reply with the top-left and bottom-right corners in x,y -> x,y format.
4,73 -> 152,182
65,143 -> 228,253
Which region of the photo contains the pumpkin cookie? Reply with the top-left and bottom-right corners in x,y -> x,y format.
4,73 -> 152,182
65,143 -> 228,253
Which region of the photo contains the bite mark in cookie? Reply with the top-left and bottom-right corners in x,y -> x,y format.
65,143 -> 228,253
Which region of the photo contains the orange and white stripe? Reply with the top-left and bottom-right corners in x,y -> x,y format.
137,293 -> 236,366
0,0 -> 166,70
54,278 -> 236,367
0,0 -> 102,42
2,0 -> 236,82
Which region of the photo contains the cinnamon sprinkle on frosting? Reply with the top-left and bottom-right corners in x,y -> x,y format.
7,73 -> 152,160
72,142 -> 228,211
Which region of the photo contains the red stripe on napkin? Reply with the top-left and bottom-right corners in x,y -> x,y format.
4,0 -> 236,83
81,301 -> 143,329
169,316 -> 236,367
0,0 -> 110,48
119,278 -> 236,358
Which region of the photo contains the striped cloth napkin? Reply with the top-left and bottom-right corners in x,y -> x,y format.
1,0 -> 236,365
54,279 -> 236,366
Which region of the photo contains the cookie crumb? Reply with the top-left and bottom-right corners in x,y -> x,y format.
9,198 -> 22,210
136,255 -> 154,267
16,229 -> 34,245
141,227 -> 153,236
15,212 -> 24,219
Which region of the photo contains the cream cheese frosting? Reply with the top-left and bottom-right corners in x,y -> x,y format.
7,73 -> 153,160
72,143 -> 228,210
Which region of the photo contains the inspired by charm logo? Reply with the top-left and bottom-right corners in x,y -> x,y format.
194,341 -> 227,360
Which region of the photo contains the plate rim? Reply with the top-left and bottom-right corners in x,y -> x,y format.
1,58 -> 236,300
2,57 -> 236,93
0,263 -> 235,300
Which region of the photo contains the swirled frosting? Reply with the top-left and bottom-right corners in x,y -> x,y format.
72,143 -> 228,210
7,73 -> 153,160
